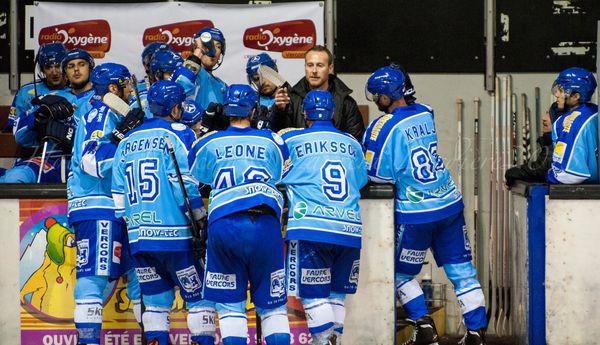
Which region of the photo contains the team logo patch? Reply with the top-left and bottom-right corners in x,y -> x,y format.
301,268 -> 331,285
463,225 -> 472,251
270,269 -> 286,298
293,201 -> 308,219
87,108 -> 99,123
136,267 -> 161,283
76,239 -> 89,267
112,241 -> 122,264
399,249 -> 427,265
176,265 -> 202,293
553,141 -> 567,163
349,260 -> 360,284
406,186 -> 424,203
562,111 -> 581,133
365,150 -> 374,170
205,271 -> 236,290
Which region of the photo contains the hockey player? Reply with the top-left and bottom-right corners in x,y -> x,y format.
62,49 -> 96,122
68,63 -> 144,345
362,66 -> 487,345
246,53 -> 288,131
189,84 -> 292,345
180,99 -> 209,137
547,67 -> 598,184
141,42 -> 173,88
112,80 -> 216,345
279,90 -> 368,344
1,42 -> 74,183
149,49 -> 184,82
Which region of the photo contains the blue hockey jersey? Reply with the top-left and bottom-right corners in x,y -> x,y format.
112,118 -> 203,253
280,122 -> 368,248
68,99 -> 122,224
194,68 -> 227,110
362,103 -> 463,224
189,126 -> 291,223
548,103 -> 599,184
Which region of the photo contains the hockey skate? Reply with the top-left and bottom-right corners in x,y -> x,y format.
402,315 -> 439,345
458,328 -> 486,345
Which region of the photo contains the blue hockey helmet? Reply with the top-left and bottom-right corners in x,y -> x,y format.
37,42 -> 68,69
180,99 -> 204,127
141,42 -> 172,66
552,67 -> 597,103
147,80 -> 186,118
304,90 -> 335,121
366,66 -> 406,102
223,84 -> 258,117
150,50 -> 184,76
90,63 -> 131,96
194,27 -> 226,55
62,48 -> 95,70
246,53 -> 278,77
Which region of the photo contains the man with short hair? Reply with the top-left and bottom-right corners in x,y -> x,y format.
273,45 -> 364,140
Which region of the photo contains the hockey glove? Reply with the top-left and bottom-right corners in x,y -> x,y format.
201,102 -> 229,131
250,105 -> 274,130
192,217 -> 208,263
32,94 -> 74,121
111,108 -> 146,143
41,119 -> 75,152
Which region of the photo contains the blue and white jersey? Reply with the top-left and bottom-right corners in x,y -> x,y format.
73,89 -> 96,125
189,126 -> 292,223
548,103 -> 599,184
362,103 -> 463,224
194,68 -> 227,110
68,100 -> 121,224
259,95 -> 275,108
280,122 -> 368,248
112,118 -> 202,254
8,81 -> 71,130
170,66 -> 197,99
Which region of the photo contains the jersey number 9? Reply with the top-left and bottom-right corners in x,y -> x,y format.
321,161 -> 349,202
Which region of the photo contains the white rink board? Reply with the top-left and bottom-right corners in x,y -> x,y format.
546,199 -> 600,345
344,199 -> 395,345
0,199 -> 21,344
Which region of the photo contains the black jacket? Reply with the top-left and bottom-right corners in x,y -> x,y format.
273,74 -> 365,140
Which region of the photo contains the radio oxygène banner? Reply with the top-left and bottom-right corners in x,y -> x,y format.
30,2 -> 324,86
19,200 -> 311,345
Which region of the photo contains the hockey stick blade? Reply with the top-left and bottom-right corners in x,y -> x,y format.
258,65 -> 286,88
103,93 -> 131,117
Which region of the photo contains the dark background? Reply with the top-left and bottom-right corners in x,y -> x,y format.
4,0 -> 600,74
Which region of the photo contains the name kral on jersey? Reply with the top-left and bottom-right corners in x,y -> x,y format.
301,268 -> 331,285
292,140 -> 357,158
404,122 -> 436,141
215,144 -> 266,160
122,137 -> 166,155
205,271 -> 236,289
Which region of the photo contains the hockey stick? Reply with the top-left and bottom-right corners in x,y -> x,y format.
164,136 -> 207,264
131,74 -> 144,111
258,65 -> 286,88
103,93 -> 131,117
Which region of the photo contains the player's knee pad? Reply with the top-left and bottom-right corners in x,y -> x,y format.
301,298 -> 335,336
74,275 -> 108,301
443,262 -> 486,327
329,293 -> 346,332
216,302 -> 248,341
143,306 -> 171,332
256,305 -> 290,342
187,302 -> 217,337
143,289 -> 175,309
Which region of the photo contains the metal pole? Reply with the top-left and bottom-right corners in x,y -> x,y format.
9,0 -> 19,91
325,0 -> 335,56
485,0 -> 495,91
596,20 -> 600,180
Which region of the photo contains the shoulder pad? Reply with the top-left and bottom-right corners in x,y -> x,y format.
170,122 -> 187,131
366,114 -> 394,142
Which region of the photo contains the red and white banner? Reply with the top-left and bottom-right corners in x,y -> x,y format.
29,2 -> 324,85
